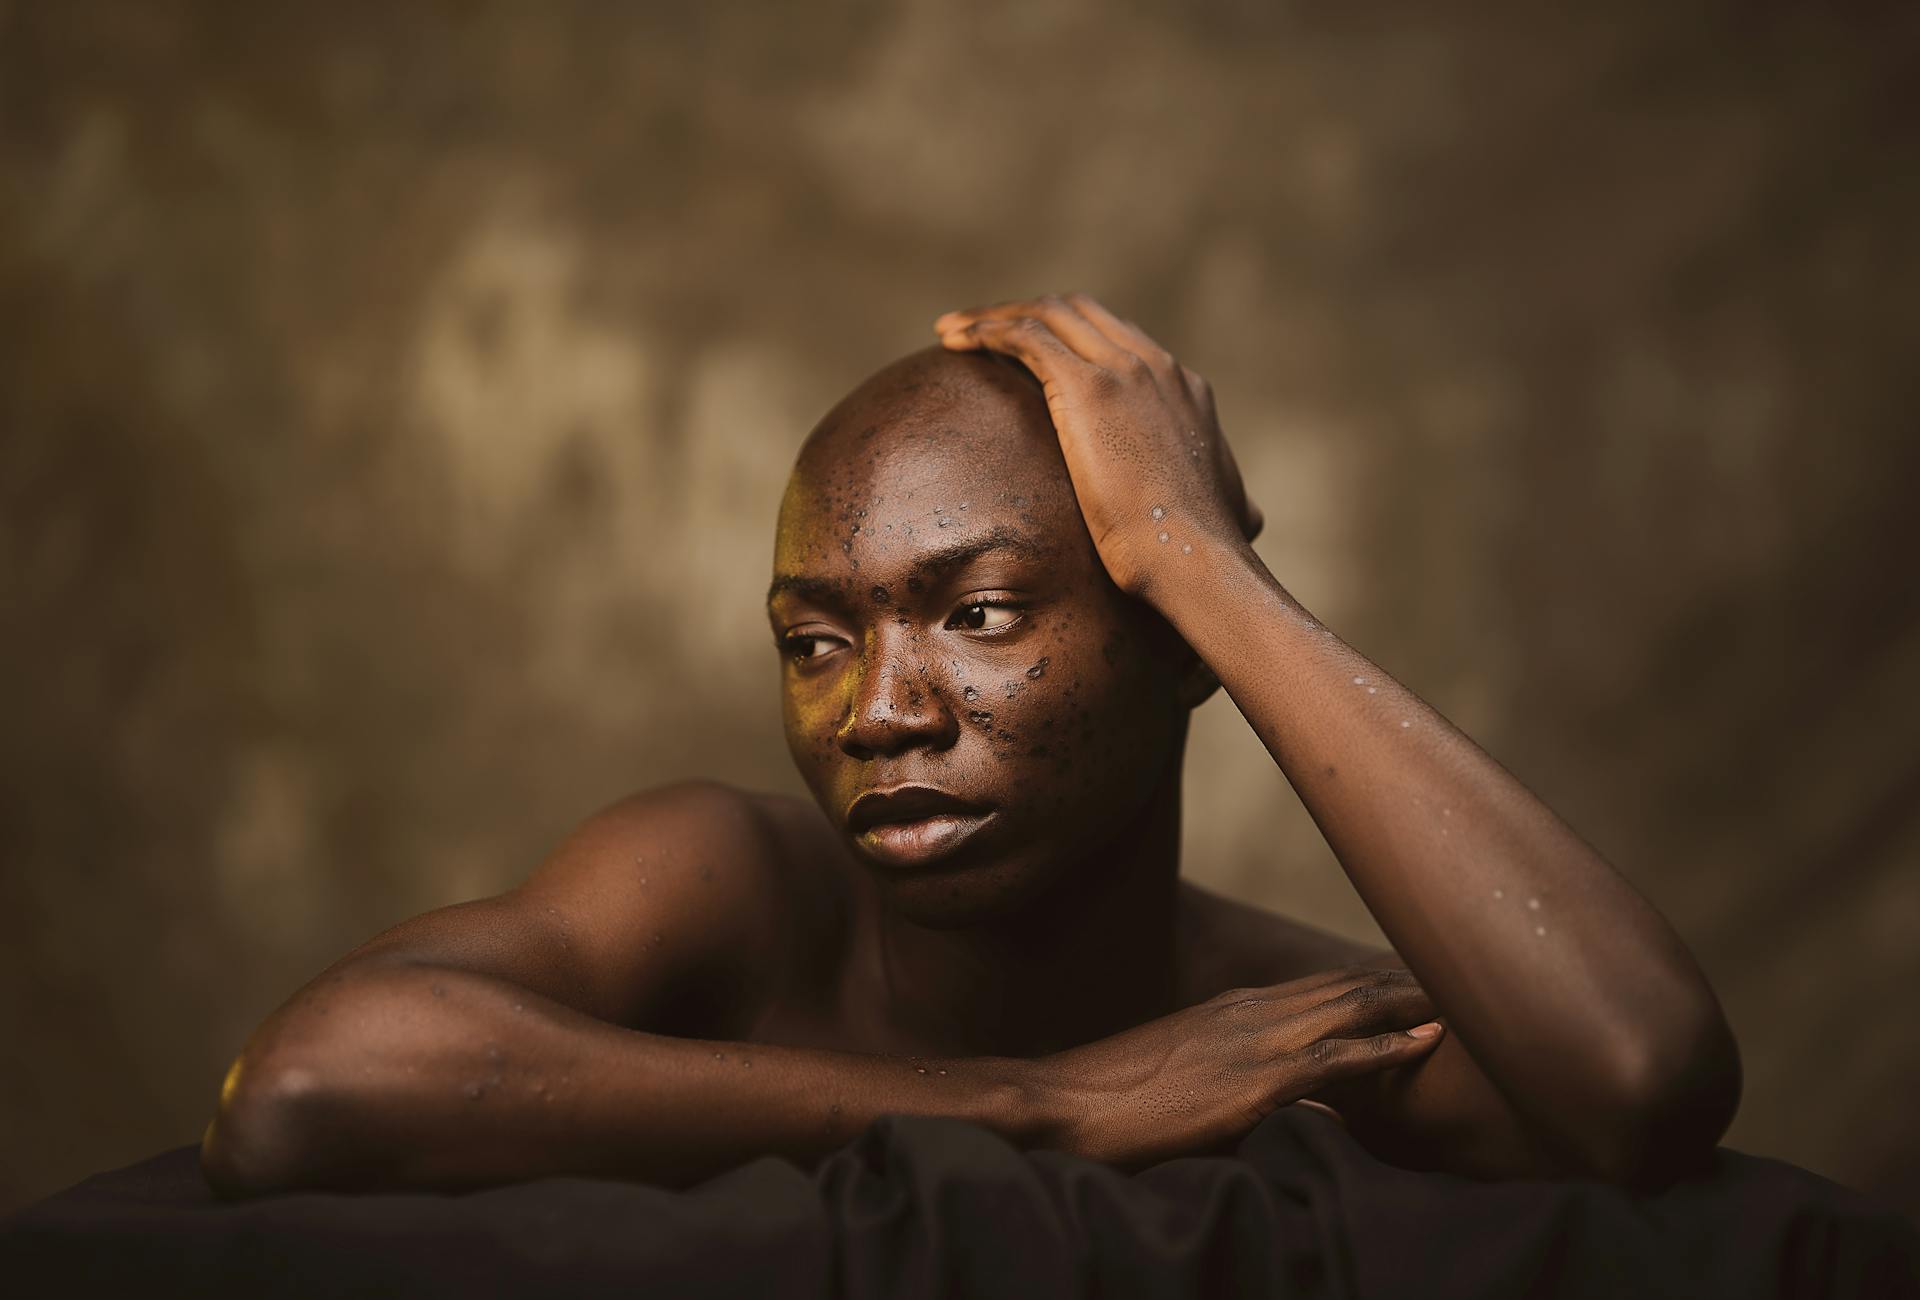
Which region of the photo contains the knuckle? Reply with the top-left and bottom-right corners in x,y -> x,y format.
1036,293 -> 1066,313
1336,983 -> 1383,1012
1303,1038 -> 1342,1070
1088,367 -> 1126,400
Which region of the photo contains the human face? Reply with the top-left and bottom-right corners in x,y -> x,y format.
767,350 -> 1190,927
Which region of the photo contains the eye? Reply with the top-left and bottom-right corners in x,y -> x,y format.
779,632 -> 842,664
945,601 -> 1022,633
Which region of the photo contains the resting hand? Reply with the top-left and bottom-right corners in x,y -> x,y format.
934,293 -> 1263,602
1027,966 -> 1444,1169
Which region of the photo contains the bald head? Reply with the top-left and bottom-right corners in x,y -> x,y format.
791,346 -> 1059,484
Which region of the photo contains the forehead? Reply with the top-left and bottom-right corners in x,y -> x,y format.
773,349 -> 1082,574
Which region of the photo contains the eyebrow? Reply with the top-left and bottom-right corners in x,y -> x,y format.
766,526 -> 1049,609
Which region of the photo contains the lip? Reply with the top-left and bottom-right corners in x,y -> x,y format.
856,809 -> 998,870
846,785 -> 995,870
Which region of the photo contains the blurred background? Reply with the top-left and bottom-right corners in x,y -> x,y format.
3,0 -> 1917,1216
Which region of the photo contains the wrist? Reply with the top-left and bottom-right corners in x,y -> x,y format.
981,1056 -> 1066,1152
1127,529 -> 1267,622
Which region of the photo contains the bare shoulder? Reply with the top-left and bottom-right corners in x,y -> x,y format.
342,780 -> 849,1038
1178,879 -> 1400,996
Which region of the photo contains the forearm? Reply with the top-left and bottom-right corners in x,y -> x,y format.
1150,539 -> 1737,1159
202,961 -> 1042,1195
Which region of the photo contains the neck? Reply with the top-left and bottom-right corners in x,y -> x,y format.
856,765 -> 1186,1060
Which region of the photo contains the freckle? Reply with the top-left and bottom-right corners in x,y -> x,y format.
1151,505 -> 1166,520
1527,897 -> 1540,910
1157,531 -> 1169,543
1493,888 -> 1504,899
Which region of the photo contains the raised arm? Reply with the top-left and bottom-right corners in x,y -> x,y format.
936,294 -> 1741,1185
199,781 -> 1039,1194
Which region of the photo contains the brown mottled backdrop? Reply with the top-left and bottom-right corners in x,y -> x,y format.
3,1 -> 1917,1215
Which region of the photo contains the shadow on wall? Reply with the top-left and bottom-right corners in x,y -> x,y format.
1,0 -> 1916,1214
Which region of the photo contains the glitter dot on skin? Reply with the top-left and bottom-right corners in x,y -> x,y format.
1157,530 -> 1169,543
1527,897 -> 1541,910
1400,720 -> 1411,728
1151,505 -> 1166,520
1366,687 -> 1377,694
1493,889 -> 1505,899
1535,926 -> 1547,936
1181,544 -> 1192,554
1353,676 -> 1366,685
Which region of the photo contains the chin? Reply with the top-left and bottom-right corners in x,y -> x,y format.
869,851 -> 1067,929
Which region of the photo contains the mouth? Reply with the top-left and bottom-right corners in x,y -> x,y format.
846,785 -> 996,870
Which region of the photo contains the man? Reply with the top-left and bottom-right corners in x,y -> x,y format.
201,294 -> 1740,1196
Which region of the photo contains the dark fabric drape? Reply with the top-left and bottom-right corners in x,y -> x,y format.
4,1107 -> 1914,1299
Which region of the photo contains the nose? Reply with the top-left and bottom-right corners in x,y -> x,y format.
836,636 -> 960,760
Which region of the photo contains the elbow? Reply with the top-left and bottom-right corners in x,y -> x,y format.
1567,1010 -> 1743,1189
199,1050 -> 330,1198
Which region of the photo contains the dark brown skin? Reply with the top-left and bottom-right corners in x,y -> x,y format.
200,295 -> 1741,1198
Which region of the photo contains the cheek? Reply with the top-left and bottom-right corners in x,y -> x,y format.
977,614 -> 1170,796
781,682 -> 843,773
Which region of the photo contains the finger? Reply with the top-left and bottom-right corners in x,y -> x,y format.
938,296 -> 1131,369
1062,292 -> 1173,367
1287,1022 -> 1445,1092
1256,964 -> 1421,1003
1289,978 -> 1437,1044
946,315 -> 1099,387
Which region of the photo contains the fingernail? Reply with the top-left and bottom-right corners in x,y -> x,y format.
1407,1021 -> 1443,1039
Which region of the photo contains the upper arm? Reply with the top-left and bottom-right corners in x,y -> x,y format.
325,780 -> 795,1034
